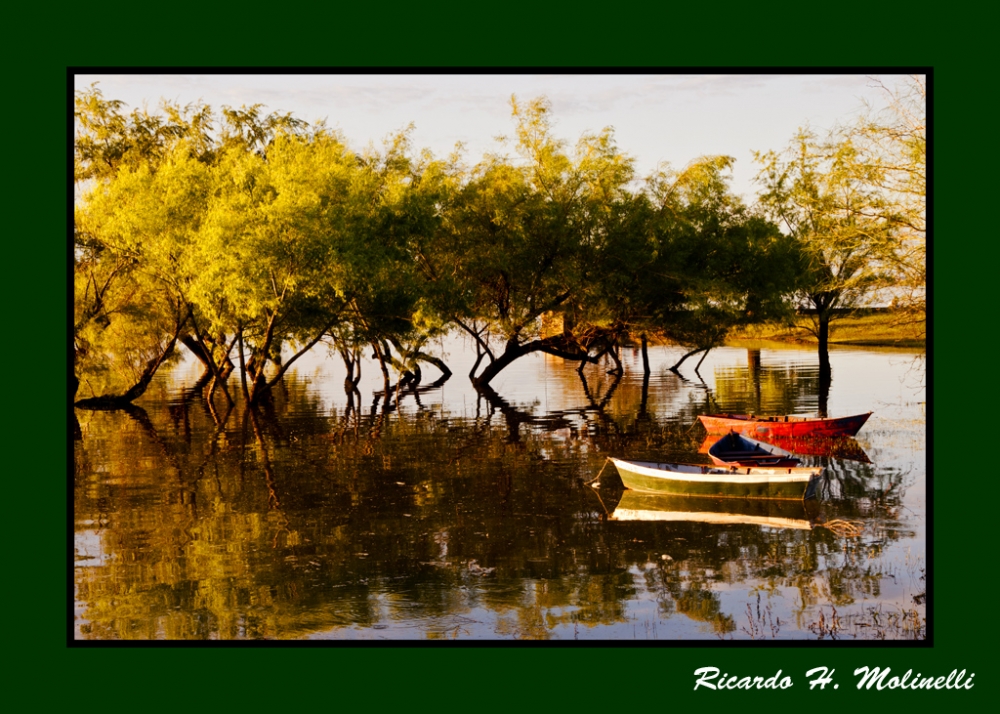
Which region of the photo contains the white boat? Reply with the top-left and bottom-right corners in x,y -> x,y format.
609,457 -> 822,501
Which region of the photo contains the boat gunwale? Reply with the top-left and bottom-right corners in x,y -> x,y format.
698,411 -> 873,437
610,457 -> 821,484
701,411 -> 873,424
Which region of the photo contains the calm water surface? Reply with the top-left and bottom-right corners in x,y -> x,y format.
73,338 -> 927,641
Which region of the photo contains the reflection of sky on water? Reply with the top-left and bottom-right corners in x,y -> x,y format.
80,336 -> 926,640
155,336 -> 926,435
74,530 -> 109,567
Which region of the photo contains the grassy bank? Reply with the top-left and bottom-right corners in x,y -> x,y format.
727,309 -> 926,349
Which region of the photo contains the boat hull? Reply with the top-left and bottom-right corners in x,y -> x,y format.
699,434 -> 871,463
698,412 -> 872,438
609,458 -> 821,500
707,432 -> 800,467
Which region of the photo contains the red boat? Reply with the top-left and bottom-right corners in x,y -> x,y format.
698,411 -> 872,438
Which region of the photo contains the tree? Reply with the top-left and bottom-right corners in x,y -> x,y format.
851,74 -> 926,333
74,89 -> 356,407
186,130 -> 356,405
597,156 -> 801,375
73,93 -> 213,405
441,96 -> 637,387
754,128 -> 896,373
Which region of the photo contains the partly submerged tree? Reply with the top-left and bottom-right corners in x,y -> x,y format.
620,156 -> 802,374
754,128 -> 896,371
73,86 -> 322,406
73,104 -> 213,405
441,96 -> 638,387
186,131 -> 359,405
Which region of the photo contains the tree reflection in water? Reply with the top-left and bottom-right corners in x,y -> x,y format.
73,345 -> 926,641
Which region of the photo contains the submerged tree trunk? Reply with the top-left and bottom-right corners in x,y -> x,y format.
818,361 -> 832,418
808,292 -> 838,402
418,353 -> 451,380
471,336 -> 588,388
237,327 -> 251,403
669,346 -> 710,373
817,312 -> 831,378
748,348 -> 761,413
254,323 -> 335,403
638,371 -> 650,419
640,333 -> 651,376
181,334 -> 234,380
75,317 -> 187,409
187,318 -> 236,405
371,340 -> 392,398
810,298 -> 835,418
606,345 -> 623,375
247,313 -> 279,403
694,348 -> 710,374
339,345 -> 362,393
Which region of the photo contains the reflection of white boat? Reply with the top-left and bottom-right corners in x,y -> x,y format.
610,458 -> 821,500
610,491 -> 815,530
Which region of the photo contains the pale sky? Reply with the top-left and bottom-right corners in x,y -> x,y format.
73,72 -> 913,202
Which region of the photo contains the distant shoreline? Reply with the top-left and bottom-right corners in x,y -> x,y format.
725,309 -> 926,350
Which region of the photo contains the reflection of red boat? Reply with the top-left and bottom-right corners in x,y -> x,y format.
707,432 -> 801,468
698,412 -> 872,438
698,434 -> 871,463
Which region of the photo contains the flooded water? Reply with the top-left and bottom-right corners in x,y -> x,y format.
73,337 -> 927,641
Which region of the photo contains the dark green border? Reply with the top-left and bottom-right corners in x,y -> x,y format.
21,7 -> 988,709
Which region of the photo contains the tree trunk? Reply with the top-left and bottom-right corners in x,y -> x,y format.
247,312 -> 279,404
817,311 -> 831,380
471,337 -> 588,387
181,334 -> 234,378
417,353 -> 451,379
75,317 -> 186,409
818,360 -> 832,418
694,348 -> 711,373
472,340 -> 560,387
255,322 -> 336,401
371,340 -> 392,396
639,371 -> 650,419
640,333 -> 651,376
188,313 -> 235,404
237,327 -> 251,403
472,343 -> 529,387
606,345 -> 623,375
669,346 -> 709,373
470,347 -> 486,380
748,348 -> 761,413
340,346 -> 358,393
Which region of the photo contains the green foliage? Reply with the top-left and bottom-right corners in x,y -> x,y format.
754,126 -> 899,343
440,96 -> 640,350
75,84 -> 214,184
845,76 -> 926,326
73,89 -> 852,400
584,155 -> 801,352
